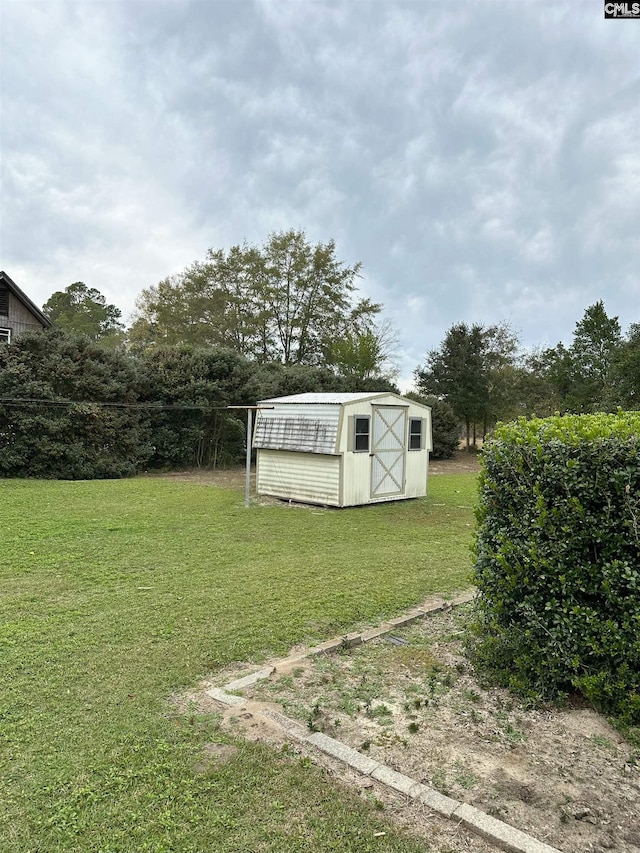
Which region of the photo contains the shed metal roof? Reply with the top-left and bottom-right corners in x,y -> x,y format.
259,392 -> 388,405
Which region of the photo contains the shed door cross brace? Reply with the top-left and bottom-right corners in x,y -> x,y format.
373,451 -> 404,493
371,407 -> 406,497
373,408 -> 405,448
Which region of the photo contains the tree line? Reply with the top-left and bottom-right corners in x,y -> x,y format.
44,231 -> 396,383
0,328 -> 398,479
414,303 -> 639,448
5,229 -> 634,476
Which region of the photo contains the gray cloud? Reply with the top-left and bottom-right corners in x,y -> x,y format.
1,0 -> 638,388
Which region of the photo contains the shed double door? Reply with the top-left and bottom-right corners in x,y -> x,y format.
370,406 -> 407,498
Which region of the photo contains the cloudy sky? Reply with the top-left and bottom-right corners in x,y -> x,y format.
2,0 -> 639,389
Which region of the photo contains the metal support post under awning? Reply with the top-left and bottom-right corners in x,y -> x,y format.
227,406 -> 274,507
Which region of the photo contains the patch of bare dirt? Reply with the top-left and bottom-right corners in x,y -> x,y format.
430,451 -> 481,475
171,688 -> 501,853
148,450 -> 481,492
145,466 -> 254,490
231,606 -> 639,853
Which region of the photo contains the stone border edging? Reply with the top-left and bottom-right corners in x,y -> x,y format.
205,591 -> 561,853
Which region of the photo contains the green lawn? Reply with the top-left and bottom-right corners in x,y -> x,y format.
1,473 -> 478,852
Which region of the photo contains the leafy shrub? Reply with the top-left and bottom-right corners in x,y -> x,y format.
0,330 -> 151,479
471,412 -> 640,724
137,345 -> 256,469
0,335 -> 256,477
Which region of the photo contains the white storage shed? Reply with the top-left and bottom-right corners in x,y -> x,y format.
254,392 -> 432,507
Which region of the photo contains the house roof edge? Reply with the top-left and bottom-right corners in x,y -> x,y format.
0,271 -> 53,328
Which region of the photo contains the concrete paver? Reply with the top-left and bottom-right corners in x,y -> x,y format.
415,785 -> 460,818
307,637 -> 344,656
205,687 -> 245,707
224,667 -> 275,691
259,709 -> 310,742
370,765 -> 424,798
307,731 -> 381,776
453,804 -> 561,853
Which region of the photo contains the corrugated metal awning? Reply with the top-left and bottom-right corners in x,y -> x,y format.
254,415 -> 338,454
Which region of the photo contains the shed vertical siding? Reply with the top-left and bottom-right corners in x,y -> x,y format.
402,407 -> 431,499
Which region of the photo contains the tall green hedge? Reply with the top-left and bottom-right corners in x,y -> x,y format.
1,330 -> 400,479
472,412 -> 640,724
0,330 -> 152,479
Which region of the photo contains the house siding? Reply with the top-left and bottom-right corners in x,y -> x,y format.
1,292 -> 47,338
0,273 -> 52,341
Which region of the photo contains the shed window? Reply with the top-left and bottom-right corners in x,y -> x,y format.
0,328 -> 10,344
0,286 -> 8,316
409,418 -> 423,450
354,416 -> 370,452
